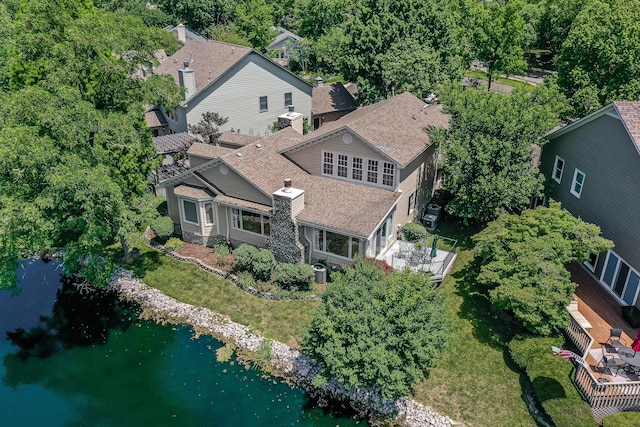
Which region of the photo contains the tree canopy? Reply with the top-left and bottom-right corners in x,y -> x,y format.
472,202 -> 613,336
0,0 -> 181,290
433,82 -> 567,224
303,259 -> 448,398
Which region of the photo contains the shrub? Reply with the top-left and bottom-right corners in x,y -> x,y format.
252,248 -> 276,281
252,339 -> 272,370
213,240 -> 231,257
274,263 -> 314,291
602,412 -> 640,427
401,223 -> 427,242
151,216 -> 174,240
234,244 -> 258,272
163,237 -> 183,252
236,271 -> 256,290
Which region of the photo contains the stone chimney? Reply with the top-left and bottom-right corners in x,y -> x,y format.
178,61 -> 196,100
176,24 -> 187,43
267,179 -> 305,263
278,107 -> 304,134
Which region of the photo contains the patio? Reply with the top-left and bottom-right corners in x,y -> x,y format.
376,235 -> 457,281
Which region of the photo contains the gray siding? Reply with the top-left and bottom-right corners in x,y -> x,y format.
199,164 -> 272,205
540,114 -> 640,272
396,146 -> 438,227
185,54 -> 312,137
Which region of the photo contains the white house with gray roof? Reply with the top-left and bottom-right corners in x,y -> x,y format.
159,92 -> 448,266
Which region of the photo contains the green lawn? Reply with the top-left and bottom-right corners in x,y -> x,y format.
122,246 -> 320,348
465,69 -> 536,91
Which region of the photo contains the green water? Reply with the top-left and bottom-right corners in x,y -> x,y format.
0,260 -> 367,427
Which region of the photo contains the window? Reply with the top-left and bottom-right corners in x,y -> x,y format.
382,162 -> 395,186
367,160 -> 378,183
232,208 -> 270,235
570,169 -> 585,198
407,192 -> 416,215
323,152 -> 334,175
352,157 -> 363,181
314,229 -> 360,259
284,92 -> 292,107
337,154 -> 348,178
585,252 -> 599,273
182,200 -> 198,224
552,156 -> 565,183
259,96 -> 268,112
205,202 -> 215,225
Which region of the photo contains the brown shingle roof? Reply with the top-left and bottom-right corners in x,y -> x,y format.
218,131 -> 262,147
188,142 -> 234,159
174,184 -> 214,199
214,195 -> 272,213
614,101 -> 640,151
312,82 -> 357,115
145,109 -> 167,128
296,92 -> 449,167
154,40 -> 252,103
296,176 -> 399,237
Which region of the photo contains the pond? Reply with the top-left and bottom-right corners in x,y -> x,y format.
0,259 -> 367,426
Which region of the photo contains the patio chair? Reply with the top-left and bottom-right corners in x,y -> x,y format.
600,349 -> 626,376
606,328 -> 627,353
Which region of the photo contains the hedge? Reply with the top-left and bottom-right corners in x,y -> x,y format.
274,263 -> 314,291
401,223 -> 427,242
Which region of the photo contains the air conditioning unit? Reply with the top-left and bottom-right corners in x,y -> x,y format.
422,214 -> 438,231
426,203 -> 442,220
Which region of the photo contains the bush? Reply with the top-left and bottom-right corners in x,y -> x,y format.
274,263 -> 314,291
252,249 -> 276,281
509,335 -> 598,427
214,240 -> 231,257
234,244 -> 258,272
151,216 -> 174,240
163,237 -> 183,251
401,223 -> 427,242
602,412 -> 640,427
236,271 -> 256,290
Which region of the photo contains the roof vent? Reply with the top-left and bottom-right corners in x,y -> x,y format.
236,152 -> 243,157
189,51 -> 193,63
208,71 -> 212,80
255,143 -> 262,148
231,47 -> 234,54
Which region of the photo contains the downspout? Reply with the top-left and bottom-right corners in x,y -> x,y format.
225,206 -> 230,240
299,225 -> 313,264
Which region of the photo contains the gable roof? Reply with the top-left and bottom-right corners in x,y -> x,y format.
268,27 -> 301,50
312,82 -> 357,115
217,131 -> 262,147
547,101 -> 640,156
287,92 -> 448,167
163,25 -> 207,43
154,40 -> 253,103
154,132 -> 197,155
187,142 -> 234,159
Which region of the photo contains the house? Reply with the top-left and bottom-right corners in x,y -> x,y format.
540,101 -> 640,309
312,78 -> 357,129
159,92 -> 448,266
267,27 -> 302,69
151,33 -> 313,138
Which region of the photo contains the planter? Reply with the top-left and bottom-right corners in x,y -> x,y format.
313,264 -> 327,284
621,306 -> 640,328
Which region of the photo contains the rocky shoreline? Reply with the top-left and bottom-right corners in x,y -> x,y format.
110,268 -> 457,427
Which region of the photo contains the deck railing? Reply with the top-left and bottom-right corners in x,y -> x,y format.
564,315 -> 594,358
575,363 -> 640,421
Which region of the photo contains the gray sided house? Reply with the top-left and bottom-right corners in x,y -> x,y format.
540,101 -> 640,308
159,92 -> 448,267
153,38 -> 313,138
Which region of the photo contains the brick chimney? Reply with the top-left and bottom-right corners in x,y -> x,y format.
178,62 -> 196,100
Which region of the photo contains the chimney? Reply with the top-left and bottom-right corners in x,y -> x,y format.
283,178 -> 292,192
315,76 -> 323,87
178,62 -> 196,100
278,109 -> 304,134
176,24 -> 187,43
268,180 -> 305,263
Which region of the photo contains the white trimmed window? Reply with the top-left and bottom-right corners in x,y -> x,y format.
382,162 -> 395,187
284,92 -> 292,107
232,208 -> 270,235
322,151 -> 395,187
181,199 -> 199,225
352,157 -> 363,181
367,159 -> 378,183
337,154 -> 348,177
552,156 -> 565,183
314,229 -> 361,259
259,96 -> 268,112
323,152 -> 334,175
407,191 -> 416,215
570,169 -> 585,198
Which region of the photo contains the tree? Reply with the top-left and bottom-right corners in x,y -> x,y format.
556,0 -> 640,116
433,82 -> 567,224
536,0 -> 589,54
0,1 -> 181,290
188,112 -> 229,144
474,0 -> 528,90
472,202 -> 613,336
157,0 -> 234,33
304,258 -> 448,399
204,24 -> 251,46
231,0 -> 276,51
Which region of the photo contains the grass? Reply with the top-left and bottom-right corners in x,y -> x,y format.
465,69 -> 536,91
410,217 -> 537,426
121,245 -> 320,348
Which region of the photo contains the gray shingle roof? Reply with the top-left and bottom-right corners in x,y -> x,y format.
154,132 -> 197,155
